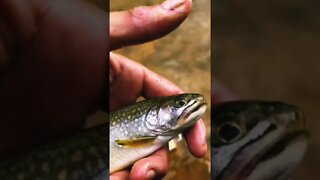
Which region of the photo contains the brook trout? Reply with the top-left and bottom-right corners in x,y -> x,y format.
109,93 -> 207,174
0,125 -> 107,180
212,101 -> 308,180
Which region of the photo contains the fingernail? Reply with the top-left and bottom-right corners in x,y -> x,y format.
146,170 -> 156,179
161,0 -> 186,10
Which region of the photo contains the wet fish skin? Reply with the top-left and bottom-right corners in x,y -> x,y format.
0,125 -> 107,180
212,101 -> 308,180
110,93 -> 207,174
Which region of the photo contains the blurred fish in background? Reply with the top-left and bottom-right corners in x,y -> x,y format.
212,0 -> 320,179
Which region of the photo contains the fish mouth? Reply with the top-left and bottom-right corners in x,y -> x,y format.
174,96 -> 207,131
217,110 -> 309,180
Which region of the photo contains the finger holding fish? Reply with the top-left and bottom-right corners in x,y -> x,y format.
129,146 -> 169,180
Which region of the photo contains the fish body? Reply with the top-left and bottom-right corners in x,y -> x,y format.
212,101 -> 308,180
109,93 -> 207,174
0,125 -> 107,180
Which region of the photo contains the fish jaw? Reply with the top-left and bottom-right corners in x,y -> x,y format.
247,133 -> 308,180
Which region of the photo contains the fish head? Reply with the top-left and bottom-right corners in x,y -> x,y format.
146,93 -> 207,136
212,101 -> 308,180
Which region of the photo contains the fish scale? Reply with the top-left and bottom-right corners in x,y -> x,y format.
0,125 -> 107,180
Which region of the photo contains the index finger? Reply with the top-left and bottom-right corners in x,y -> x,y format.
110,0 -> 192,50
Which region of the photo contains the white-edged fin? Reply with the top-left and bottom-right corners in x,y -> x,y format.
115,136 -> 156,147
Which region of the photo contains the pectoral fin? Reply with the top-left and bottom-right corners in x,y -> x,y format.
115,136 -> 156,147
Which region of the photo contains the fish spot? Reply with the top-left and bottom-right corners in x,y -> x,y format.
17,173 -> 24,180
41,161 -> 50,173
88,146 -> 98,155
98,158 -> 105,169
72,172 -> 80,180
71,150 -> 83,162
29,164 -> 35,172
58,169 -> 67,180
85,162 -> 93,172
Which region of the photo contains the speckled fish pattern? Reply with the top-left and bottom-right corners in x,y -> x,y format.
0,125 -> 107,180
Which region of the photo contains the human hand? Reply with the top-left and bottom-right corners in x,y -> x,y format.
109,0 -> 207,179
0,0 -> 106,153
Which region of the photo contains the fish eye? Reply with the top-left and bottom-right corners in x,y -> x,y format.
179,100 -> 186,106
218,123 -> 242,143
175,99 -> 187,107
